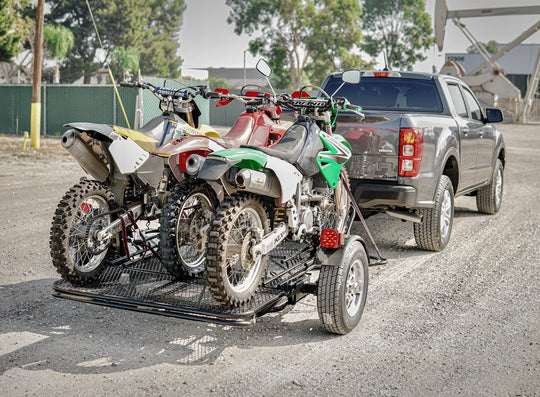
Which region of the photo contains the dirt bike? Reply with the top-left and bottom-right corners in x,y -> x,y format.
191,60 -> 366,326
151,84 -> 292,278
49,81 -> 218,286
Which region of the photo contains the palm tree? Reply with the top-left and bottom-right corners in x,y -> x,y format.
43,24 -> 74,83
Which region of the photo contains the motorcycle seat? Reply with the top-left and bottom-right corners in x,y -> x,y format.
240,124 -> 307,164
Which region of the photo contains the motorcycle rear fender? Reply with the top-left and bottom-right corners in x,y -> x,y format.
64,122 -> 121,141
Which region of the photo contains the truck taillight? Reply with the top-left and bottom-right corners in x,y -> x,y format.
399,128 -> 423,177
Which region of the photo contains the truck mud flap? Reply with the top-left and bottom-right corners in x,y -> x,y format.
52,242 -> 316,327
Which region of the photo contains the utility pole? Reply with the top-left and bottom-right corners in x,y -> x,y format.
31,0 -> 45,149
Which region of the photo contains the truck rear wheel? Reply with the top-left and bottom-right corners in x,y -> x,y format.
414,175 -> 454,252
476,159 -> 503,215
317,240 -> 369,335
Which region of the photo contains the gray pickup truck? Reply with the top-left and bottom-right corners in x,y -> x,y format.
320,70 -> 505,251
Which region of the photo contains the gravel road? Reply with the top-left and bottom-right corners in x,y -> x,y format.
0,123 -> 538,396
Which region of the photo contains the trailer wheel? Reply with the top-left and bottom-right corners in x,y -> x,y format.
414,175 -> 454,251
317,241 -> 369,335
476,159 -> 503,214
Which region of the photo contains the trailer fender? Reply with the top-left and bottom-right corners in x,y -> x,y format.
316,235 -> 369,267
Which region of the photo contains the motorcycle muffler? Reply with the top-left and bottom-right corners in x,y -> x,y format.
61,129 -> 109,182
234,168 -> 281,198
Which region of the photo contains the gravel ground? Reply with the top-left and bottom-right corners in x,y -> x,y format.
0,124 -> 538,396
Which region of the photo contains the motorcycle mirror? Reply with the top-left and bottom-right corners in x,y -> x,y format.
342,70 -> 361,84
256,59 -> 272,77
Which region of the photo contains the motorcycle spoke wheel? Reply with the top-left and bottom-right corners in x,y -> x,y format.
159,181 -> 217,277
50,180 -> 116,285
206,193 -> 270,307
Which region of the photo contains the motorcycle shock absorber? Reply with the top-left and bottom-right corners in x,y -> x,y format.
274,207 -> 286,224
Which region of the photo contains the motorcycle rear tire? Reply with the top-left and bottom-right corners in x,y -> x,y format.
50,180 -> 116,286
159,180 -> 218,278
206,192 -> 271,307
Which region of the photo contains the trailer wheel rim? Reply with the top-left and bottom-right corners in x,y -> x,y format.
440,189 -> 452,241
345,259 -> 365,316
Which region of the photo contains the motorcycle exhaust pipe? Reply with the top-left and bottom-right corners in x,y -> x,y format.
61,129 -> 109,182
235,168 -> 281,198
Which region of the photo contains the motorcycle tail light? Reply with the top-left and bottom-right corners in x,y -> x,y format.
320,229 -> 345,249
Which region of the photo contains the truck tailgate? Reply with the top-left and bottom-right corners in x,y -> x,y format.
335,111 -> 401,181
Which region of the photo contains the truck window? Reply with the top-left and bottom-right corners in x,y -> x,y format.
447,84 -> 468,118
462,87 -> 483,121
324,77 -> 443,113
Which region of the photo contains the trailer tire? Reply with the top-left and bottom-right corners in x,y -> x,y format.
317,240 -> 369,335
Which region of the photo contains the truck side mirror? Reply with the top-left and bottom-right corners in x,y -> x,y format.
485,108 -> 503,123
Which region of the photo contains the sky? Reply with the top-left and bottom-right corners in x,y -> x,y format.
178,0 -> 540,79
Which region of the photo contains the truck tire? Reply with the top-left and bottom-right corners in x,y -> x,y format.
414,175 -> 454,252
317,240 -> 369,335
476,159 -> 503,215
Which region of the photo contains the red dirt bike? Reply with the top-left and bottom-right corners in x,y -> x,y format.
153,87 -> 292,278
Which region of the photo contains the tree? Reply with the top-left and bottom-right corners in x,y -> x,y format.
467,40 -> 499,54
0,0 -> 25,62
110,46 -> 140,82
43,24 -> 75,83
362,0 -> 434,70
226,0 -> 369,89
45,0 -> 185,83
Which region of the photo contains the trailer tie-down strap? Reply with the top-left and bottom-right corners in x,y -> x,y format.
341,175 -> 387,266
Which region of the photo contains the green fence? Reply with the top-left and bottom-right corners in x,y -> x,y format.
0,84 -> 139,135
0,82 -> 255,137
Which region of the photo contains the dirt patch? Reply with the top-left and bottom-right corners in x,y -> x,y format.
0,125 -> 538,396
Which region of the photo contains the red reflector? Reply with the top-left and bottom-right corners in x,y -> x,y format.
78,203 -> 91,213
320,229 -> 345,249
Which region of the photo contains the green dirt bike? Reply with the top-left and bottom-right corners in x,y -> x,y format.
193,61 -> 367,332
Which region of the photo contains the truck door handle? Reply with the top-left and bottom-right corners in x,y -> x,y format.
463,128 -> 469,135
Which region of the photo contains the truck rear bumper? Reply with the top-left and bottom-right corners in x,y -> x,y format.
352,182 -> 417,208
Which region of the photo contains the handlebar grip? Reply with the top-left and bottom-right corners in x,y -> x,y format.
119,82 -> 137,87
205,91 -> 221,99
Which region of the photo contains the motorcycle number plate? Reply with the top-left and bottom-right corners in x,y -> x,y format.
109,138 -> 150,174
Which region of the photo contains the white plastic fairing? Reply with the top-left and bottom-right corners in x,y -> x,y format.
109,137 -> 150,174
265,156 -> 303,202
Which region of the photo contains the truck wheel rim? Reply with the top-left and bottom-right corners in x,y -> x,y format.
345,260 -> 364,316
440,189 -> 452,240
